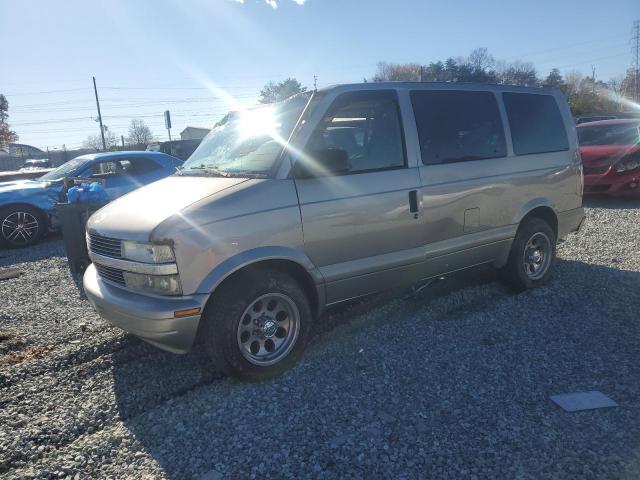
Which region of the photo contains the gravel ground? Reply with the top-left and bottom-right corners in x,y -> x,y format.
1,196 -> 640,479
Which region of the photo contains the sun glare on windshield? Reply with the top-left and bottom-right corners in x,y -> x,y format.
236,106 -> 281,141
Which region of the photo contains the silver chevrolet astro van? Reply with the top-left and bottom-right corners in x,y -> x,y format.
84,82 -> 585,380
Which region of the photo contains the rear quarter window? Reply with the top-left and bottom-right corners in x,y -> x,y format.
503,93 -> 569,155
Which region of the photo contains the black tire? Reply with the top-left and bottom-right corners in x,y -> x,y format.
500,217 -> 556,292
0,205 -> 46,249
201,268 -> 313,381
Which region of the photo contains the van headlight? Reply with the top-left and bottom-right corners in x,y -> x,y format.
122,241 -> 175,263
122,272 -> 182,295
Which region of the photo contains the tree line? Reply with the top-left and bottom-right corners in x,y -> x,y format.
368,48 -> 638,116
258,48 -> 639,117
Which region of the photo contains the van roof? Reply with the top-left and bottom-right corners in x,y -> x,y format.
317,81 -> 559,95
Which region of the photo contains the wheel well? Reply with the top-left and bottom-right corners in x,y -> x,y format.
521,206 -> 558,237
216,259 -> 320,317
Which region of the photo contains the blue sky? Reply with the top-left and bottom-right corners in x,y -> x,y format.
1,0 -> 637,150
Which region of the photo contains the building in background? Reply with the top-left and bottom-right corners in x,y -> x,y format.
8,143 -> 45,158
180,126 -> 210,141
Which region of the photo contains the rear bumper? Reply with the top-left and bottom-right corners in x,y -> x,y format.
557,207 -> 585,240
83,264 -> 209,353
584,171 -> 640,196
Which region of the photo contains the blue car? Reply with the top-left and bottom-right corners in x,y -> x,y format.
0,151 -> 182,248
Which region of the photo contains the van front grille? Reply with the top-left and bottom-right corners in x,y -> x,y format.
94,263 -> 126,286
88,233 -> 122,259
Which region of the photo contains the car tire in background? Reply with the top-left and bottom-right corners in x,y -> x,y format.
201,268 -> 314,381
500,217 -> 557,292
0,204 -> 46,249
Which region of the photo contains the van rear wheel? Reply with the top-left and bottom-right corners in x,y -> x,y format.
201,268 -> 313,381
500,217 -> 556,292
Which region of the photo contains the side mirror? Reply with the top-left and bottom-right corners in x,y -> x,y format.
293,148 -> 351,178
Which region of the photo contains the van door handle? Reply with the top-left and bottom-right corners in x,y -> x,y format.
408,190 -> 419,217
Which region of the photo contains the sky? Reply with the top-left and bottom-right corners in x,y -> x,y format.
1,0 -> 638,151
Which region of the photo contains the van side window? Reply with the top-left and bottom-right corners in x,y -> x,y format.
306,90 -> 406,174
503,93 -> 569,155
410,90 -> 506,165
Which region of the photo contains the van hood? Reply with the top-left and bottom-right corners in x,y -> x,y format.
87,176 -> 249,241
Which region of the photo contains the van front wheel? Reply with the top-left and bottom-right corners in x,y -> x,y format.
500,217 -> 556,292
201,269 -> 313,381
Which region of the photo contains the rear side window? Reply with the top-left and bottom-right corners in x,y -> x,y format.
130,157 -> 162,174
503,93 -> 569,155
410,90 -> 506,165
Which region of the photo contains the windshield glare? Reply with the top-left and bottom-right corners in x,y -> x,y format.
38,157 -> 89,182
182,94 -> 311,176
578,123 -> 640,146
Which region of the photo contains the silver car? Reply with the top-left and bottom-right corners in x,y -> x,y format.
84,82 -> 585,380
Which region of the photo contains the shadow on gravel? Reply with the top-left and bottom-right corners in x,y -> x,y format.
0,234 -> 64,268
111,259 -> 640,479
583,195 -> 640,209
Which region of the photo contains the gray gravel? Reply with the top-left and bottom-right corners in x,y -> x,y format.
1,196 -> 640,479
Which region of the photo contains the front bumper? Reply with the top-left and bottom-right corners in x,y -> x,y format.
584,170 -> 640,196
83,264 -> 209,353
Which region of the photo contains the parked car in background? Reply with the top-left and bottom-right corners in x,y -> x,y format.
21,158 -> 52,170
577,119 -> 640,196
146,139 -> 203,161
0,151 -> 182,248
84,83 -> 584,381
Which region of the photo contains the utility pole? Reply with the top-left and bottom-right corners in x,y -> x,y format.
92,76 -> 106,151
591,65 -> 596,95
121,135 -> 125,150
632,21 -> 639,101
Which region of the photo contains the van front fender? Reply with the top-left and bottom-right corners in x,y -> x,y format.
195,245 -> 325,300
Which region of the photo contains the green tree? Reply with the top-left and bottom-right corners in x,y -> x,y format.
542,68 -> 566,90
0,94 -> 18,150
259,78 -> 307,104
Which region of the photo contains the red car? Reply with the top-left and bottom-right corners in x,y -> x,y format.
577,119 -> 640,196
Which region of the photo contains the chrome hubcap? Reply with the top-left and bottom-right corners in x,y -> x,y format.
1,211 -> 39,245
522,232 -> 551,280
236,293 -> 300,366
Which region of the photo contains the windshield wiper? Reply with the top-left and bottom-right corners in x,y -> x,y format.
182,165 -> 231,177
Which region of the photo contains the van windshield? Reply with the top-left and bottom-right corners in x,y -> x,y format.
181,93 -> 311,177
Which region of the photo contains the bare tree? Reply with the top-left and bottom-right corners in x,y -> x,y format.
371,62 -> 422,82
467,48 -> 495,72
259,78 -> 307,104
0,94 -> 18,150
497,61 -> 538,86
126,119 -> 154,146
83,130 -> 118,151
